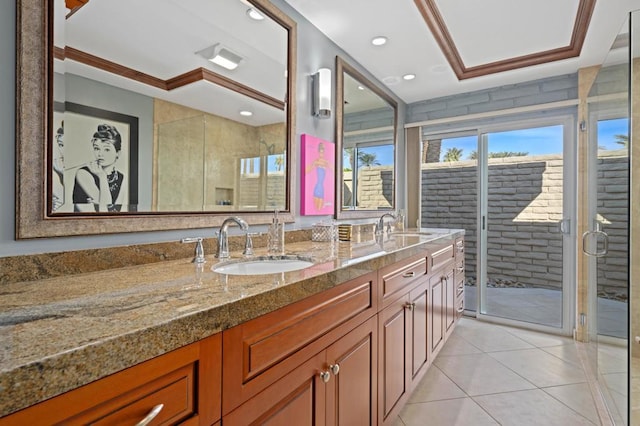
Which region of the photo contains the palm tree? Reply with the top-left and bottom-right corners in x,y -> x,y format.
443,147 -> 463,162
274,155 -> 284,171
614,134 -> 629,148
358,152 -> 380,167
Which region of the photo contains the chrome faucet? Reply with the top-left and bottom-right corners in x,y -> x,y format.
376,213 -> 397,235
217,216 -> 249,259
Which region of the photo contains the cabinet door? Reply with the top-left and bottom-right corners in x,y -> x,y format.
378,294 -> 410,423
409,281 -> 429,384
430,274 -> 445,357
444,267 -> 456,336
326,317 -> 377,426
223,352 -> 327,426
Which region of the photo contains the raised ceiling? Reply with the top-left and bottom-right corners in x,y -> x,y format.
284,0 -> 640,104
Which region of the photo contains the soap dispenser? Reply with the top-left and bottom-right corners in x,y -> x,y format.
268,210 -> 285,255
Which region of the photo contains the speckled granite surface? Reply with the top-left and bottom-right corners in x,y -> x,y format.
0,228 -> 462,417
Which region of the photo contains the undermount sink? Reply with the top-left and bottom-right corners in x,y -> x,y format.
212,255 -> 314,276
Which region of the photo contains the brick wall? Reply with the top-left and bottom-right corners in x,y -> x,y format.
416,153 -> 628,297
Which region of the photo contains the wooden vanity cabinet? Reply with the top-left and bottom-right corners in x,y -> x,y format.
454,238 -> 466,318
222,272 -> 378,424
429,243 -> 456,358
223,316 -> 377,426
0,333 -> 222,426
377,254 -> 430,425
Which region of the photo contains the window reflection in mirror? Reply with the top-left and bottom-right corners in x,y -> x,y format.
50,0 -> 289,215
336,57 -> 397,218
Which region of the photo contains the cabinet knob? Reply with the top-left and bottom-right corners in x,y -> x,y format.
402,271 -> 416,278
330,363 -> 340,375
404,302 -> 415,312
319,371 -> 331,383
136,404 -> 164,426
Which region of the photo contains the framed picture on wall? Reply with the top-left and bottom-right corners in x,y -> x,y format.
50,102 -> 139,214
300,134 -> 335,215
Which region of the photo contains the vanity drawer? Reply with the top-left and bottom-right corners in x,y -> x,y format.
379,255 -> 428,306
456,298 -> 465,319
455,238 -> 464,260
431,243 -> 455,272
1,334 -> 221,426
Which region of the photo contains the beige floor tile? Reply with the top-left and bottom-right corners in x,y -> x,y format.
489,348 -> 586,387
437,333 -> 483,356
434,353 -> 536,396
602,372 -> 628,396
399,398 -> 498,426
473,389 -> 595,425
502,326 -> 574,348
453,324 -> 535,352
541,343 -> 584,366
408,365 -> 467,403
542,382 -> 600,424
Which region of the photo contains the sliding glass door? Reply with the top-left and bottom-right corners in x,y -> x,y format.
478,121 -> 573,332
419,132 -> 478,313
420,119 -> 574,333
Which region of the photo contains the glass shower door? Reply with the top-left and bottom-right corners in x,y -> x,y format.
584,17 -> 630,423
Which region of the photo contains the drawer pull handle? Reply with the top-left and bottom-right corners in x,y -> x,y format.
457,284 -> 464,291
330,363 -> 340,375
320,371 -> 331,383
403,271 -> 416,278
457,267 -> 464,273
404,302 -> 416,312
136,404 -> 164,426
456,306 -> 464,313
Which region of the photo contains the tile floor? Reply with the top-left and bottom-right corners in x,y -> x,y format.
393,317 -> 609,426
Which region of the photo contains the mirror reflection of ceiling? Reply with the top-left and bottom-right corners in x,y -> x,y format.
55,0 -> 287,127
343,73 -> 389,115
284,0 -> 640,103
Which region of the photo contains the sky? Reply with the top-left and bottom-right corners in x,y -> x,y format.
439,118 -> 628,161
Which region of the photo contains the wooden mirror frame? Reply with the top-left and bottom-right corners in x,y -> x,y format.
15,0 -> 297,238
334,56 -> 398,220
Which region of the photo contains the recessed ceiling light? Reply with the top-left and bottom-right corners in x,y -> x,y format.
371,36 -> 387,46
357,85 -> 365,91
240,110 -> 253,116
246,7 -> 264,20
403,74 -> 416,80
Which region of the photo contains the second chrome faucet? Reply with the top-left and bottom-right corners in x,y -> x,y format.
217,216 -> 249,259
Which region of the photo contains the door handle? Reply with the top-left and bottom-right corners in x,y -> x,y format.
582,229 -> 609,257
559,218 -> 570,235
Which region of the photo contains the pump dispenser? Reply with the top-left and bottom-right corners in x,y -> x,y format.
268,210 -> 285,254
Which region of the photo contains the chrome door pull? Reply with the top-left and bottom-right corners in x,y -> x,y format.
582,229 -> 609,257
136,404 -> 164,426
403,271 -> 416,278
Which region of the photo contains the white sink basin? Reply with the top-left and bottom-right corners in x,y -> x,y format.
212,256 -> 314,276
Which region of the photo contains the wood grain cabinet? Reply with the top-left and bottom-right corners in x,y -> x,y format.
223,317 -> 377,426
0,334 -> 222,426
0,236 -> 465,426
377,254 -> 430,425
222,272 -> 378,424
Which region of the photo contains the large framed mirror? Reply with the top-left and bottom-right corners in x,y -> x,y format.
335,56 -> 398,219
15,0 -> 296,238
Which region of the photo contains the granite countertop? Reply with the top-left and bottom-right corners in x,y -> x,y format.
0,228 -> 463,417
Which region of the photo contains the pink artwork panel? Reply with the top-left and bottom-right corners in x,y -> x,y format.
300,134 -> 335,215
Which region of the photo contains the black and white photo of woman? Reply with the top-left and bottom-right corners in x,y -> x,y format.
72,124 -> 127,212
